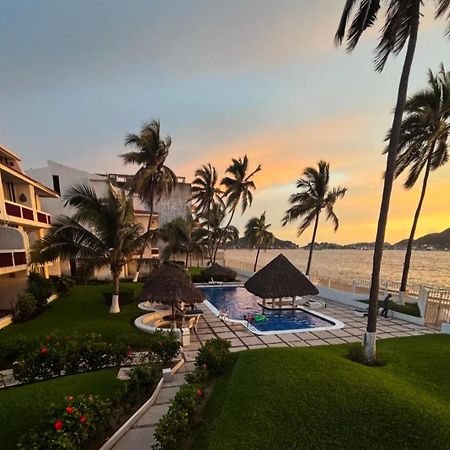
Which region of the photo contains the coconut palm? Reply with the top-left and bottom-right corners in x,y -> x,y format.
335,0 -> 450,361
32,183 -> 151,313
221,155 -> 261,230
160,213 -> 208,267
282,161 -> 347,276
189,163 -> 223,261
120,120 -> 177,281
244,212 -> 275,272
390,65 -> 450,298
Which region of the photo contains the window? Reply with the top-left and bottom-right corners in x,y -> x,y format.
52,175 -> 61,195
6,182 -> 16,202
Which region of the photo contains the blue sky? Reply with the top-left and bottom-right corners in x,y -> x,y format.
1,1 -> 449,243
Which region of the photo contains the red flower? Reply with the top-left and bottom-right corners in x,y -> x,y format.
41,347 -> 48,354
127,347 -> 132,358
196,388 -> 203,397
79,415 -> 87,423
203,364 -> 207,369
67,395 -> 74,401
159,341 -> 164,347
65,406 -> 74,414
53,420 -> 64,431
46,335 -> 52,342
208,347 -> 213,353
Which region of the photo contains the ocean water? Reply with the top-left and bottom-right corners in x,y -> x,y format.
224,249 -> 450,289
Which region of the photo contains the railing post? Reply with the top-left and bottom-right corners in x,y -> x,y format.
327,277 -> 331,288
352,281 -> 357,296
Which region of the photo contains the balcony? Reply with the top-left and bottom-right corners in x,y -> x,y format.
0,227 -> 28,274
4,200 -> 51,227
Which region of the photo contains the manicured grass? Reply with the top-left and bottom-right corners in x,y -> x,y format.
188,267 -> 207,277
0,369 -> 123,449
192,335 -> 450,450
361,299 -> 421,317
0,283 -> 145,342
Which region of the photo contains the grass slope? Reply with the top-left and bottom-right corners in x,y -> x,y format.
0,283 -> 145,342
0,369 -> 123,449
192,335 -> 450,450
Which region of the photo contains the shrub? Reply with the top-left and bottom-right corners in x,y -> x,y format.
0,336 -> 36,369
346,345 -> 387,367
12,293 -> 39,323
13,333 -> 127,383
102,287 -> 135,305
195,337 -> 232,376
17,394 -> 112,450
52,276 -> 75,297
150,332 -> 181,363
125,364 -> 159,403
28,272 -> 53,309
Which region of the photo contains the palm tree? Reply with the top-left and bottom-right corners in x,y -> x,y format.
391,65 -> 450,299
335,0 -> 450,362
189,163 -> 223,261
282,161 -> 347,276
221,155 -> 261,230
120,120 -> 177,281
160,213 -> 208,267
32,183 -> 151,313
244,212 -> 275,272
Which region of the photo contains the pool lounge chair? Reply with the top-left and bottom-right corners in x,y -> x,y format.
208,277 -> 223,285
305,299 -> 326,309
187,314 -> 201,333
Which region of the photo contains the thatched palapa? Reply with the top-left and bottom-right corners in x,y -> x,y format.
205,263 -> 237,282
244,254 -> 319,300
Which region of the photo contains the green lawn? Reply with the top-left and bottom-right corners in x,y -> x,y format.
360,299 -> 421,317
0,369 -> 123,449
192,335 -> 450,450
0,283 -> 146,343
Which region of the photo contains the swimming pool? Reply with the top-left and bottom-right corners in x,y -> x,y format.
200,286 -> 344,335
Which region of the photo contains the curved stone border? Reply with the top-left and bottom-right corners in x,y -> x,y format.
134,311 -> 182,336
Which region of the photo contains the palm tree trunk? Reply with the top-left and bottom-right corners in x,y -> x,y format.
306,211 -> 320,276
213,207 -> 236,263
365,0 -> 420,362
110,270 -> 121,313
254,246 -> 261,272
133,192 -> 154,282
185,251 -> 189,269
399,147 -> 434,296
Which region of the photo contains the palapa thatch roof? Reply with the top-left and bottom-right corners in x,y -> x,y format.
205,263 -> 236,279
138,264 -> 205,305
244,254 -> 319,299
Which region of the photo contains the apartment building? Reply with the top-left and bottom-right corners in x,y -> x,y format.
28,160 -> 192,278
0,145 -> 60,310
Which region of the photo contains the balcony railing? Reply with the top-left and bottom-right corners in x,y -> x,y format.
0,250 -> 27,269
4,200 -> 51,225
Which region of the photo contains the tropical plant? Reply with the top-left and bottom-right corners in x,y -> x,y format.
244,212 -> 275,271
390,65 -> 450,298
32,183 -> 152,313
282,161 -> 346,276
160,213 -> 207,267
335,0 -> 450,362
221,155 -> 261,230
120,120 -> 178,281
189,163 -> 223,261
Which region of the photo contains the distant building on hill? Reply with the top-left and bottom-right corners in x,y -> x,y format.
0,145 -> 61,310
28,160 -> 192,278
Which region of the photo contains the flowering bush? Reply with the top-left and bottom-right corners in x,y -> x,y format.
125,364 -> 160,403
17,394 -> 112,450
150,332 -> 181,363
13,333 -> 127,383
195,337 -> 232,376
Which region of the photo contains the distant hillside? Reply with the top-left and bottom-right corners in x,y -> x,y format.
395,228 -> 450,250
226,236 -> 299,250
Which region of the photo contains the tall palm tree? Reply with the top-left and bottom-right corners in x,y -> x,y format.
160,213 -> 208,267
32,183 -> 151,313
244,212 -> 275,272
282,161 -> 347,276
391,65 -> 450,299
120,120 -> 177,282
221,155 -> 261,230
189,163 -> 223,261
335,0 -> 450,361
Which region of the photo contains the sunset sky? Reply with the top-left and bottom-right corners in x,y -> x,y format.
1,1 -> 449,245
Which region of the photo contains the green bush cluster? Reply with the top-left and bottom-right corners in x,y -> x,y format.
13,333 -> 127,383
124,364 -> 160,403
195,337 -> 232,376
17,393 -> 112,450
102,287 -> 135,305
153,338 -> 231,449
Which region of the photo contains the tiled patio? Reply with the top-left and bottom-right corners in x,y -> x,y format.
194,297 -> 436,351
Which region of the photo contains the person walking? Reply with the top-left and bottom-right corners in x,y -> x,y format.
381,294 -> 392,318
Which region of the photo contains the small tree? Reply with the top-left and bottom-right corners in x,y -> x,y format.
244,212 -> 275,272
32,183 -> 152,313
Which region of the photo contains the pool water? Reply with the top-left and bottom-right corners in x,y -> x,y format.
200,286 -> 336,333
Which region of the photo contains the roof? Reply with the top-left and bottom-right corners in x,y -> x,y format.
0,144 -> 21,161
244,254 -> 319,299
138,263 -> 205,304
205,263 -> 236,279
